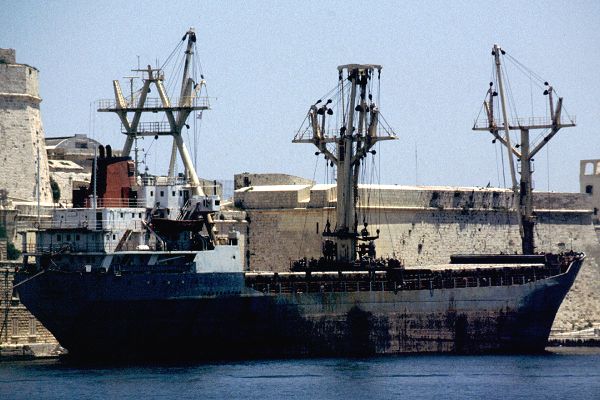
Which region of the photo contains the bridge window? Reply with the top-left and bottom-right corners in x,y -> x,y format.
586,185 -> 593,194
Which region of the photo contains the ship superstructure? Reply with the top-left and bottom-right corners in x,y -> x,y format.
13,36 -> 585,359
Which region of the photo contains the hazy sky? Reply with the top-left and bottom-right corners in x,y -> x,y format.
2,0 -> 599,192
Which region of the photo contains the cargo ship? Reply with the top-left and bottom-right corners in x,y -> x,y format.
14,31 -> 584,358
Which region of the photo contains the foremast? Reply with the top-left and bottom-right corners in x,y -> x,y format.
473,44 -> 576,254
294,64 -> 396,262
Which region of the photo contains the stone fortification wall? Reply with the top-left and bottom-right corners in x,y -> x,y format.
0,49 -> 52,204
234,173 -> 314,190
235,185 -> 311,209
0,262 -> 58,349
235,184 -> 600,331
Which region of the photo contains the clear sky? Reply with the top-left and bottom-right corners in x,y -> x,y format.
2,0 -> 599,192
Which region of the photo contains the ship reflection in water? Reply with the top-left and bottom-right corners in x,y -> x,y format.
0,349 -> 598,400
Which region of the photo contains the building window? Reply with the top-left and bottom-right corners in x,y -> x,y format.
120,212 -> 124,218
66,234 -> 71,241
57,234 -> 62,241
160,191 -> 164,197
112,234 -> 116,240
179,191 -> 182,196
584,162 -> 594,175
150,191 -> 154,196
172,191 -> 176,197
131,213 -> 135,218
138,213 -> 142,218
12,318 -> 19,336
586,185 -> 593,194
29,318 -> 36,335
76,234 -> 80,241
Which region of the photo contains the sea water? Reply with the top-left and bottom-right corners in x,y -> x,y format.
0,348 -> 598,400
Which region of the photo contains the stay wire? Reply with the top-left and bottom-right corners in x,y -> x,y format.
297,155 -> 321,259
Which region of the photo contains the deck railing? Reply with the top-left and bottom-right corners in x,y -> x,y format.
246,266 -> 563,294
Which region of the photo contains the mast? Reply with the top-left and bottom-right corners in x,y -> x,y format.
168,28 -> 197,179
99,27 -> 209,196
98,28 -> 217,242
474,45 -> 576,254
294,64 -> 396,262
36,141 -> 40,227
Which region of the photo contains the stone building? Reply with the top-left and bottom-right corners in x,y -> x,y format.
46,134 -> 104,172
0,261 -> 61,358
45,134 -> 104,205
0,48 -> 51,205
580,159 -> 600,224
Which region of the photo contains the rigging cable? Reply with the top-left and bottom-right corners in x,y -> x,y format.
297,155 -> 320,259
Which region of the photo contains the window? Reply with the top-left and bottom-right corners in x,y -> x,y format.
172,191 -> 176,197
120,212 -> 124,218
179,191 -> 182,196
584,162 -> 594,175
112,234 -> 116,240
131,213 -> 135,218
138,213 -> 142,218
57,234 -> 62,241
586,185 -> 593,195
160,191 -> 164,197
66,234 -> 71,241
29,318 -> 36,335
150,191 -> 154,196
12,318 -> 19,336
76,234 -> 80,241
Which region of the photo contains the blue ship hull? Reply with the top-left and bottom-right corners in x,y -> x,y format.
14,254 -> 584,359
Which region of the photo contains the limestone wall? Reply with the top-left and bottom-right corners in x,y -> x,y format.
0,263 -> 58,347
234,173 -> 314,190
236,185 -> 600,331
0,50 -> 52,204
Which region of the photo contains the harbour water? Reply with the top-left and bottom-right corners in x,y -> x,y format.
0,348 -> 598,399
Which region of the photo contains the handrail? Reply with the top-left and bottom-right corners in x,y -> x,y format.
473,115 -> 576,129
97,96 -> 212,110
